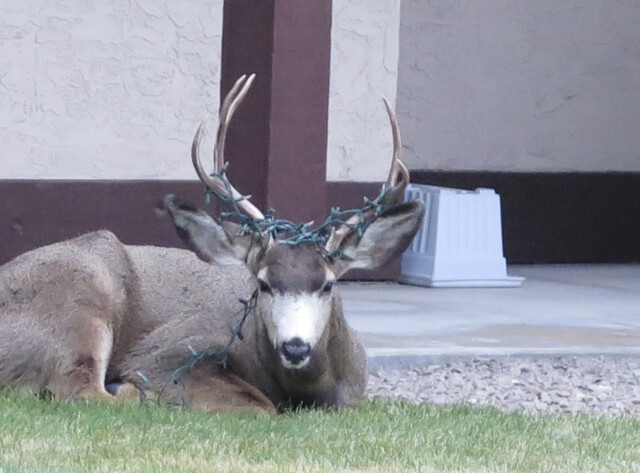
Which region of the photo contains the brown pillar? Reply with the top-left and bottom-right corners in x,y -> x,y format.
221,0 -> 331,226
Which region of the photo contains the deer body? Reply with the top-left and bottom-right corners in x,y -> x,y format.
0,75 -> 424,412
123,241 -> 368,410
0,231 -> 369,411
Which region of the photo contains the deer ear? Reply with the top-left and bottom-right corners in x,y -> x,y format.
331,200 -> 425,278
163,195 -> 268,270
163,194 -> 241,265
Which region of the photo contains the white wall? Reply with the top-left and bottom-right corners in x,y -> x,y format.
7,1 -> 634,181
1,0 -> 401,182
326,0 -> 401,182
397,0 -> 640,173
0,1 -> 223,180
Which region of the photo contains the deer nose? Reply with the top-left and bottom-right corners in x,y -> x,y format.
281,337 -> 311,366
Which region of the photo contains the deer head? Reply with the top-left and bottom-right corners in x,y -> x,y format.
165,74 -> 424,370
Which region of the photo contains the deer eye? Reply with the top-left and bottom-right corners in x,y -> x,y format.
258,279 -> 272,294
322,281 -> 334,294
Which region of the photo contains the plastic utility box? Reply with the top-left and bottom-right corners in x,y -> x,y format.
400,184 -> 524,288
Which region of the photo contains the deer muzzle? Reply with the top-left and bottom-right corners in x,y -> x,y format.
280,337 -> 311,369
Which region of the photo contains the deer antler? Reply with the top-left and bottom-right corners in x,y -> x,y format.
191,73 -> 265,221
324,98 -> 409,252
381,97 -> 410,203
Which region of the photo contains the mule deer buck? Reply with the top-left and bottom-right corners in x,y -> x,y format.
0,75 -> 425,412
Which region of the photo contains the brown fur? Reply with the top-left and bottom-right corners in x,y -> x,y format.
0,231 -> 367,411
0,198 -> 423,412
0,77 -> 425,412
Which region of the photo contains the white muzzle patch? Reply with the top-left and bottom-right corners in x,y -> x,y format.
280,354 -> 310,370
264,293 -> 331,368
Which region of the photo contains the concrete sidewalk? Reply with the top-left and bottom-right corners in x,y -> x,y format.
340,265 -> 640,368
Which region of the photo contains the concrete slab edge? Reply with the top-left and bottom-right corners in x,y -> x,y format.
367,347 -> 640,371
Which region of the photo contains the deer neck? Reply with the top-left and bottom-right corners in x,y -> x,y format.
240,290 -> 365,408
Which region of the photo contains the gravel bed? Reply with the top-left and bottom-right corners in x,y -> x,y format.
366,356 -> 640,417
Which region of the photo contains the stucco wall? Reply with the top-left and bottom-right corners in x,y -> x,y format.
6,2 -> 635,180
2,1 -> 400,182
326,0 -> 401,182
397,0 -> 640,172
0,1 -> 223,180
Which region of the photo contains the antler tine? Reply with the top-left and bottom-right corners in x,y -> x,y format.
381,97 -> 409,204
324,98 -> 410,252
191,74 -> 265,220
214,74 -> 256,171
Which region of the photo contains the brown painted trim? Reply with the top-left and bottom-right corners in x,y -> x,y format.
0,180 -> 205,265
0,180 -> 395,280
2,174 -> 637,274
411,171 -> 640,264
221,0 -> 331,227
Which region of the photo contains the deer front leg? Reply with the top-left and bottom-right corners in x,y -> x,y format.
48,317 -> 115,402
151,365 -> 276,413
118,364 -> 276,413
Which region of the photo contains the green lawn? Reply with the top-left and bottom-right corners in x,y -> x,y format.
0,390 -> 638,473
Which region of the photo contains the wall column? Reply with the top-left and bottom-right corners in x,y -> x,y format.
221,0 -> 332,226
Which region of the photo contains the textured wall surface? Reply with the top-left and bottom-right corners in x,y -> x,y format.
8,1 -> 632,180
398,0 -> 640,172
0,1 -> 223,179
326,0 -> 401,182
